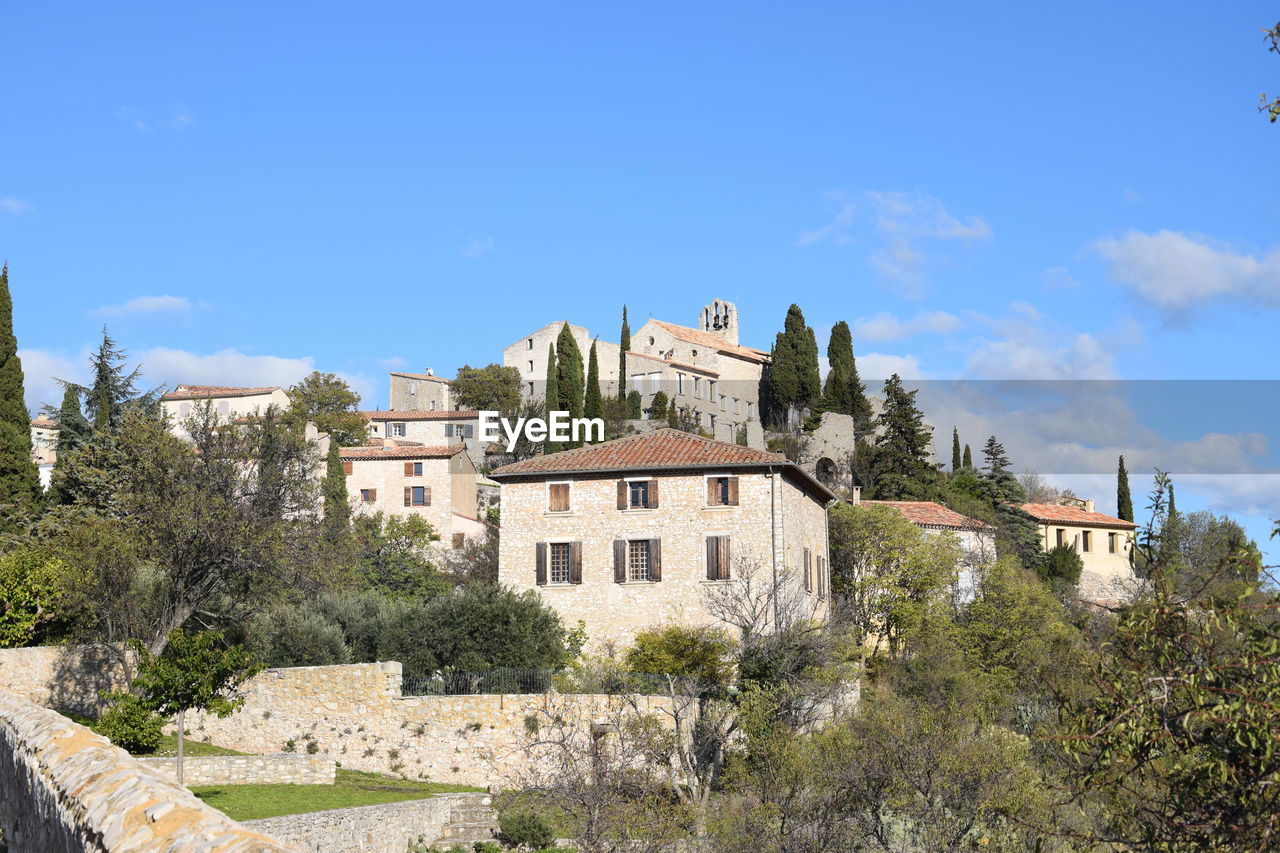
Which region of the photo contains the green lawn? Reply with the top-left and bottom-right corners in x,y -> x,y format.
152,734 -> 248,757
192,769 -> 484,821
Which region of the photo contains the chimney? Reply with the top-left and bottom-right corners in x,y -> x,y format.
382,438 -> 394,450
1085,499 -> 1095,513
425,367 -> 434,376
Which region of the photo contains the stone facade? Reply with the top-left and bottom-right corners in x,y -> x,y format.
492,440 -> 834,652
388,371 -> 453,411
178,661 -> 674,789
245,792 -> 496,853
0,691 -> 297,852
137,754 -> 336,786
0,644 -> 134,717
364,410 -> 487,469
342,444 -> 484,547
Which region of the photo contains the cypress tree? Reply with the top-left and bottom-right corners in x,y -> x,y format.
1159,483 -> 1182,568
1116,455 -> 1133,522
951,427 -> 962,473
821,320 -> 873,431
544,343 -> 560,453
554,323 -> 584,426
767,304 -> 821,423
55,385 -> 91,452
584,339 -> 603,427
322,440 -> 350,537
0,263 -> 41,513
962,444 -> 973,470
618,306 -> 630,400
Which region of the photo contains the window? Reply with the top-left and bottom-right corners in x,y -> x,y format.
817,556 -> 828,598
444,424 -> 475,439
707,476 -> 738,506
429,401 -> 437,411
452,532 -> 465,549
548,482 -> 571,512
409,384 -> 417,395
803,547 -> 813,593
648,336 -> 655,346
179,402 -> 190,417
528,382 -> 535,395
628,540 -> 651,581
528,360 -> 534,372
1056,528 -> 1066,547
527,337 -> 534,349
550,542 -> 571,584
719,394 -> 726,412
217,400 -> 230,416
691,349 -> 698,358
693,377 -> 701,396
707,381 -> 715,401
404,461 -> 423,476
632,373 -> 645,392
746,402 -> 754,419
1108,532 -> 1118,553
706,535 -> 730,580
342,460 -> 353,475
391,422 -> 406,437
360,489 -> 376,502
629,480 -> 650,508
404,486 -> 430,506
1081,530 -> 1092,552
733,398 -> 740,415
677,374 -> 686,395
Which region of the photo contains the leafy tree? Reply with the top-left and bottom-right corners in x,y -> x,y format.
950,427 -> 962,473
349,512 -> 445,597
54,385 -> 91,452
766,304 -> 821,423
1041,544 -> 1084,597
452,363 -> 522,413
321,440 -> 350,540
544,343 -> 560,453
1116,454 -> 1133,522
649,390 -> 670,419
1172,510 -> 1262,598
869,374 -> 938,500
618,305 -> 631,400
624,625 -> 736,691
625,389 -> 642,419
820,320 -> 871,428
285,371 -> 367,446
132,629 -> 261,785
583,339 -> 604,427
962,443 -> 973,470
0,263 -> 41,517
1261,22 -> 1280,122
554,323 -> 585,446
0,547 -> 77,647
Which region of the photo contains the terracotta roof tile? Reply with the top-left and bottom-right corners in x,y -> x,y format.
389,372 -> 453,383
1021,503 -> 1138,529
29,418 -> 59,430
650,320 -> 770,363
490,429 -> 786,477
362,410 -> 480,421
340,443 -> 462,461
162,384 -> 284,401
861,500 -> 994,530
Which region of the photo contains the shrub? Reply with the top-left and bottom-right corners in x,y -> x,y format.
96,693 -> 164,754
498,811 -> 556,850
625,624 -> 735,691
243,606 -> 350,668
648,391 -> 669,419
473,843 -> 502,853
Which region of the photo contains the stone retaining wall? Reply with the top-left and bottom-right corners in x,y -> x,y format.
0,691 -> 297,852
180,661 -> 674,788
245,793 -> 495,853
137,754 -> 336,786
0,644 -> 134,717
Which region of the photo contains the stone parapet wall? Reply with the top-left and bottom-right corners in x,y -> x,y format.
181,661 -> 674,788
0,691 -> 297,852
0,644 -> 134,717
137,754 -> 336,786
245,792 -> 495,853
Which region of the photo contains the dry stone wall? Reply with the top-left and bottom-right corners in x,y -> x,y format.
137,754 -> 335,786
0,691 -> 297,852
181,661 -> 674,788
0,644 -> 134,717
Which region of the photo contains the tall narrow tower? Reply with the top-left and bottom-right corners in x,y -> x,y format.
699,298 -> 739,346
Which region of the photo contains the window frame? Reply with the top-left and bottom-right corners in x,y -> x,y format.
359,488 -> 376,503
627,539 -> 651,582
391,422 -> 407,437
628,478 -> 651,510
411,486 -> 427,506
549,541 -> 572,584
546,480 -> 573,513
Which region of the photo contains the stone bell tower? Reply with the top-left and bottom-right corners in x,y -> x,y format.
698,298 -> 738,346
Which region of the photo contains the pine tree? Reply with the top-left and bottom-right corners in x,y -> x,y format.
980,435 -> 1022,503
83,327 -> 146,432
1116,455 -> 1134,522
962,444 -> 973,470
554,324 -> 585,447
0,263 -> 41,514
951,427 -> 962,473
584,339 -> 603,428
55,385 -> 91,452
618,306 -> 631,400
544,343 -> 560,453
322,440 -> 350,538
870,374 -> 937,500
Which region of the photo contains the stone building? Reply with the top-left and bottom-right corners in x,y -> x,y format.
160,384 -> 292,436
388,369 -> 453,411
1021,499 -> 1139,602
29,417 -> 58,488
489,428 -> 834,651
363,409 -> 486,469
859,500 -> 996,603
341,441 -> 486,548
503,299 -> 767,448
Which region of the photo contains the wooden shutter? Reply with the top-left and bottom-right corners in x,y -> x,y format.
613,540 -> 626,583
342,460 -> 353,475
727,477 -> 739,506
422,486 -> 431,506
817,556 -> 827,596
649,538 -> 662,581
549,483 -> 570,512
404,461 -> 414,476
803,547 -> 813,592
707,478 -> 719,507
452,532 -> 465,549
718,535 -> 731,580
535,542 -> 548,585
569,542 -> 583,584
706,537 -> 718,580
367,489 -> 376,502
617,480 -> 627,510
648,479 -> 659,508
403,487 -> 411,507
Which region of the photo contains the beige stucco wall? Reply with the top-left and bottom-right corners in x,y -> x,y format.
162,389 -> 291,427
30,423 -> 58,466
505,322 -> 623,401
388,375 -> 452,411
345,451 -> 479,545
497,469 -> 830,651
1038,523 -> 1138,601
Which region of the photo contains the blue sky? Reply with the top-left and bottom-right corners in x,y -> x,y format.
3,2 -> 1277,557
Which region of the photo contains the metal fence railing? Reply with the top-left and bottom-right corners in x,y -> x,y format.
400,667 -> 674,697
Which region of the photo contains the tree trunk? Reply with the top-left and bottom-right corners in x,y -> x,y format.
176,707 -> 186,787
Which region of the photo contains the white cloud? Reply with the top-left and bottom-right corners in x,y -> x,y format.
94,295 -> 199,317
137,347 -> 315,392
854,310 -> 962,342
17,348 -> 89,413
795,201 -> 855,247
0,198 -> 33,217
460,236 -> 495,259
1043,266 -> 1081,290
379,356 -> 409,370
117,105 -> 195,134
1095,230 -> 1280,312
857,353 -> 925,380
863,190 -> 992,242
960,303 -> 1122,380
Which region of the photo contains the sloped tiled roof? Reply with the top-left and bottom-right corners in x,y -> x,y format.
490,429 -> 785,477
1021,503 -> 1138,530
162,385 -> 283,401
340,443 -> 462,461
362,410 -> 480,421
626,350 -> 719,377
650,320 -> 770,363
30,417 -> 59,430
861,500 -> 994,531
390,372 -> 453,383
